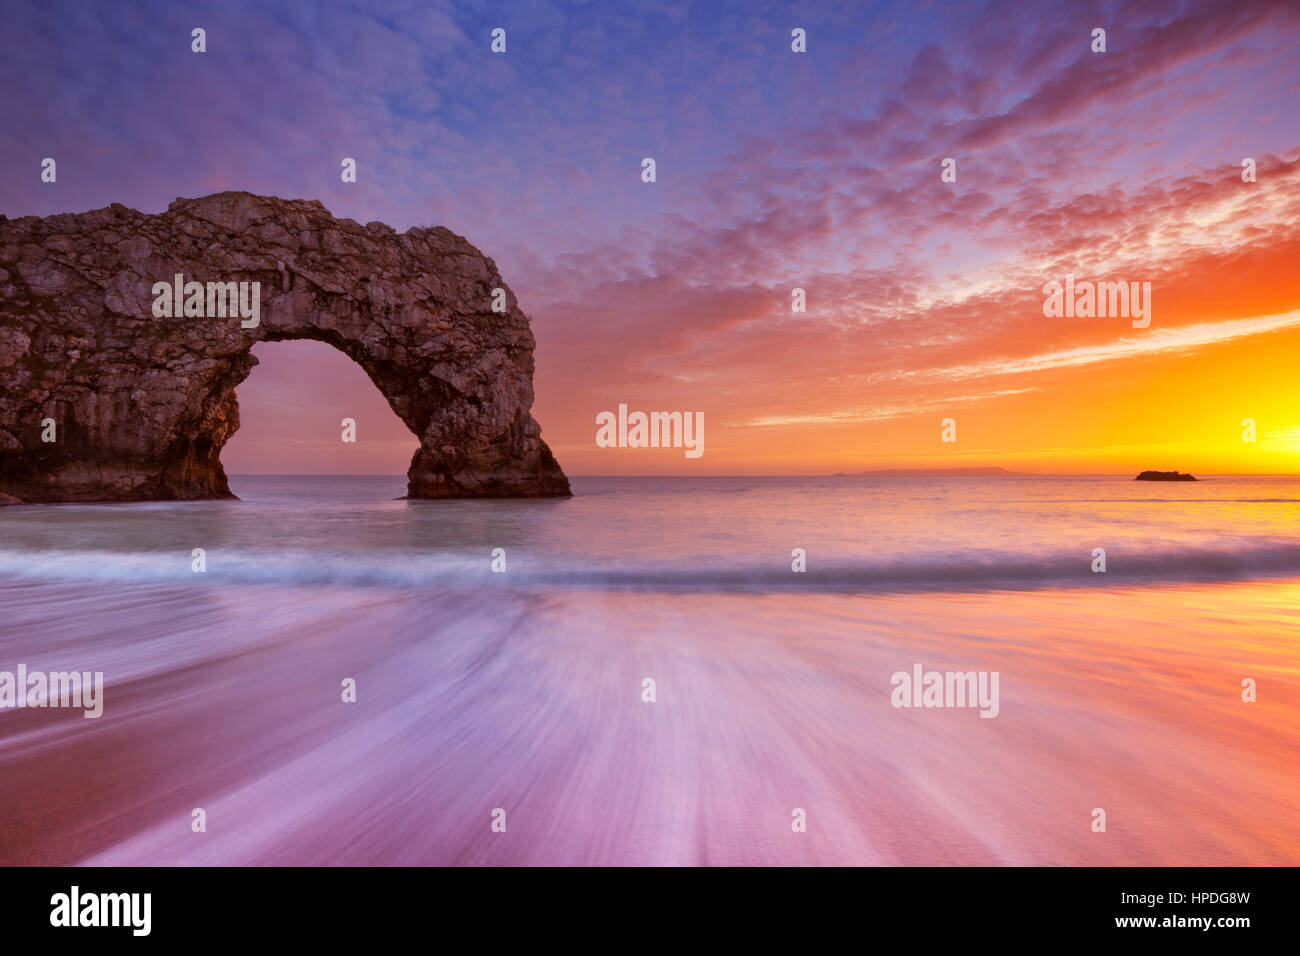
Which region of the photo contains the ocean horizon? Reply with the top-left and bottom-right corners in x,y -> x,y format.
3,473 -> 1297,592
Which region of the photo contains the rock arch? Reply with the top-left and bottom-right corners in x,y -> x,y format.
0,192 -> 570,502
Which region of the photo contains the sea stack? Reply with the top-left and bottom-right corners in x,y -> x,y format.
1135,470 -> 1197,481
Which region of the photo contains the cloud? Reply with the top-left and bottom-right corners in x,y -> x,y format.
743,388 -> 1039,427
3,0 -> 1298,470
902,310 -> 1300,384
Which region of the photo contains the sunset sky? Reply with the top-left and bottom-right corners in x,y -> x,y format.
2,0 -> 1298,474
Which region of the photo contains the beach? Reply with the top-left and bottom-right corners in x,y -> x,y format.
1,475 -> 1297,865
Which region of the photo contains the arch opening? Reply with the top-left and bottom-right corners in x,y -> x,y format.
221,339 -> 420,484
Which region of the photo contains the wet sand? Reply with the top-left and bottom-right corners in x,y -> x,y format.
1,576 -> 1297,865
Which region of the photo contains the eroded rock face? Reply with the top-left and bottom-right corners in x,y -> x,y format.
0,192 -> 570,501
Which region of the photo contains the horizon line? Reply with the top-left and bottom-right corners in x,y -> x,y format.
227,471 -> 1300,478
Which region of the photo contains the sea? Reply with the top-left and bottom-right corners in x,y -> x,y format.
1,474 -> 1297,864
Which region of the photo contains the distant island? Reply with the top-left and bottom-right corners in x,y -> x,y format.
1135,470 -> 1197,481
836,467 -> 1028,477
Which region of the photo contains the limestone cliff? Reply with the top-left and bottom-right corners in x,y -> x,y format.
0,192 -> 570,502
